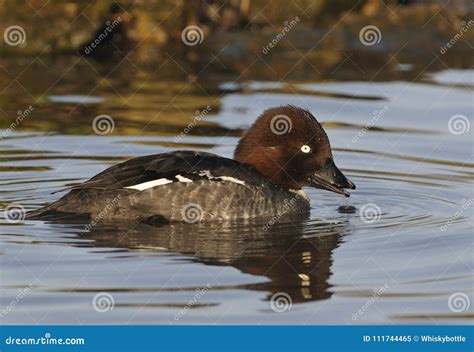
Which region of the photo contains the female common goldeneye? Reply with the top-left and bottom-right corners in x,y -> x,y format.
29,106 -> 355,223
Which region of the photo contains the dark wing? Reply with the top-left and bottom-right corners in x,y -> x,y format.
70,150 -> 264,190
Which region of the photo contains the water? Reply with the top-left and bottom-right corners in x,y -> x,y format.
0,58 -> 472,324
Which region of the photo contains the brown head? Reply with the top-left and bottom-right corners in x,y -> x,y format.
234,105 -> 355,196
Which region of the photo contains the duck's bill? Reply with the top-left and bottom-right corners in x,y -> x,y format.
308,159 -> 356,197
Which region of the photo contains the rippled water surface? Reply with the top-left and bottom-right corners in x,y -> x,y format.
0,59 -> 472,324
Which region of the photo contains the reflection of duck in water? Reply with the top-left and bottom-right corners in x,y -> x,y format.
77,217 -> 346,304
28,106 -> 354,223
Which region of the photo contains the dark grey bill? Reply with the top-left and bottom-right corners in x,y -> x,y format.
308,159 -> 356,197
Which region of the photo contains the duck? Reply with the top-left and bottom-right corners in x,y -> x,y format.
28,105 -> 355,223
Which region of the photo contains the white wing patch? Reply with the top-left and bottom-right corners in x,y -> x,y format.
175,175 -> 193,183
125,178 -> 173,191
218,176 -> 246,185
198,170 -> 246,185
125,171 -> 246,191
198,170 -> 213,178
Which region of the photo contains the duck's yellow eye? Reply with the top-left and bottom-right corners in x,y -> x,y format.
301,145 -> 311,153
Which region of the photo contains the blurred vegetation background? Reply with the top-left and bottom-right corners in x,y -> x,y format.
0,0 -> 472,135
1,0 -> 472,61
